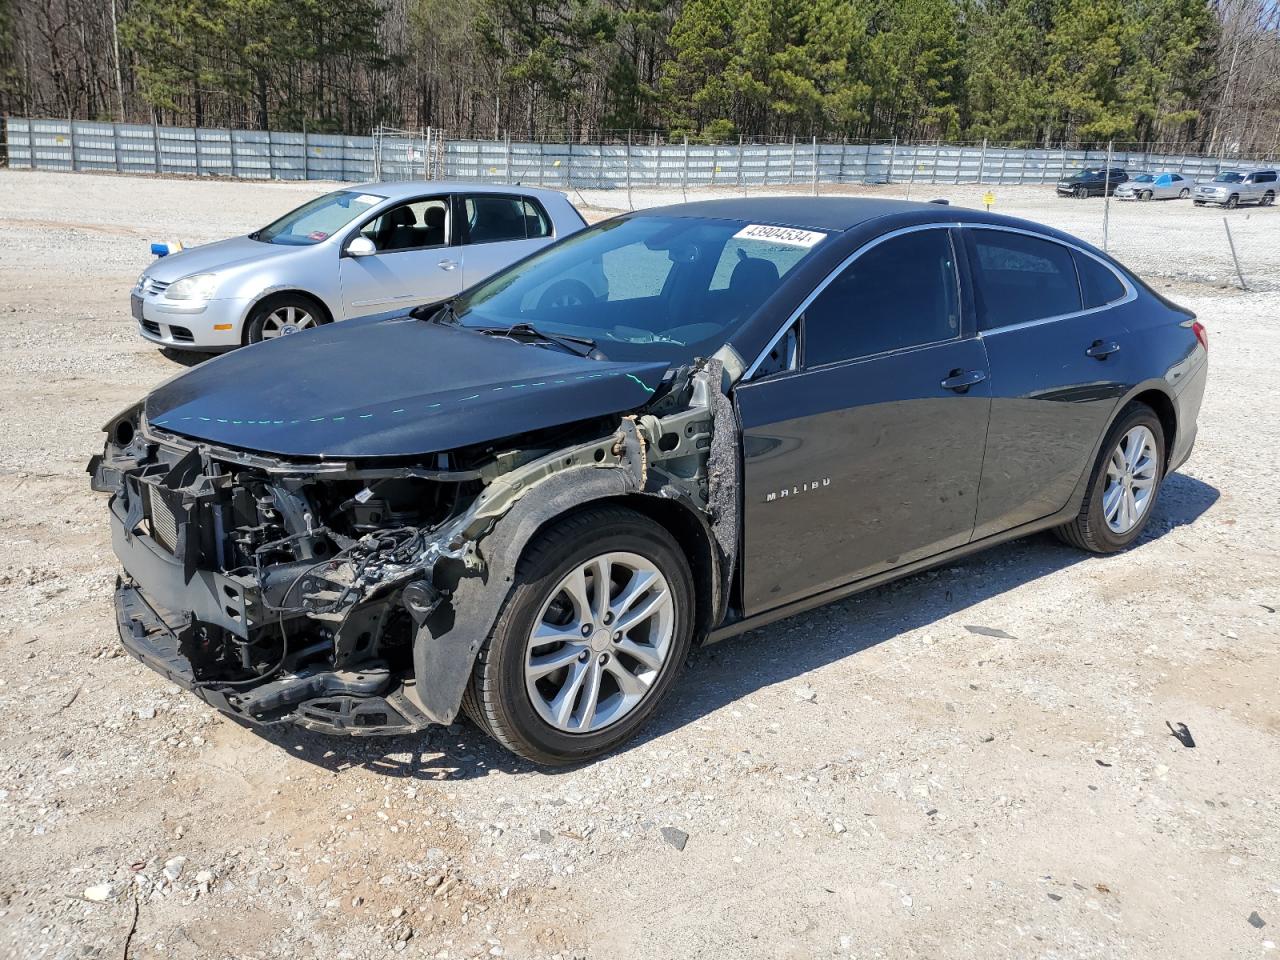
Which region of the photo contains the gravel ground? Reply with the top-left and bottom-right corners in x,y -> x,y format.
0,170 -> 1278,960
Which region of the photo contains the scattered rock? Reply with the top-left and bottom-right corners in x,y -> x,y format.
793,685 -> 817,703
660,826 -> 689,851
163,856 -> 186,881
83,883 -> 122,903
963,625 -> 1016,640
135,706 -> 156,720
1250,912 -> 1267,930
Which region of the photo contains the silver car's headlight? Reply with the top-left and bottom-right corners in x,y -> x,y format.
165,273 -> 220,301
134,272 -> 147,292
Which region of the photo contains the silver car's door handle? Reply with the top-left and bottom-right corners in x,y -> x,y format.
437,258 -> 458,271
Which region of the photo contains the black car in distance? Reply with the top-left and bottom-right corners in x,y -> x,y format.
1057,167 -> 1130,198
92,197 -> 1208,764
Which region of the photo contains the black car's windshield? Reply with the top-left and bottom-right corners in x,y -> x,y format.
452,215 -> 825,362
1213,172 -> 1245,183
255,190 -> 384,246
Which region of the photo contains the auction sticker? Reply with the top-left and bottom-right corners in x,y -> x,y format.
733,224 -> 826,247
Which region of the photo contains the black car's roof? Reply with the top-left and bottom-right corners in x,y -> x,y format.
632,196 -> 956,233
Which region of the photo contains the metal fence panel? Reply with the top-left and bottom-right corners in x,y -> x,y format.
4,117 -> 1275,189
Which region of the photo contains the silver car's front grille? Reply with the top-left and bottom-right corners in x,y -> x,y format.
144,277 -> 170,296
146,485 -> 179,552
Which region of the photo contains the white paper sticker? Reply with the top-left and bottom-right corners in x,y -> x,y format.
354,194 -> 382,206
733,223 -> 826,247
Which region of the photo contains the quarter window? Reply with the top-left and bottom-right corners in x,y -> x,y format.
967,231 -> 1081,330
464,195 -> 552,243
1073,251 -> 1126,309
803,229 -> 961,366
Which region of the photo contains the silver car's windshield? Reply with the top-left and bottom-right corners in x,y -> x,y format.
451,215 -> 825,362
1133,174 -> 1154,183
1213,173 -> 1245,183
255,191 -> 383,246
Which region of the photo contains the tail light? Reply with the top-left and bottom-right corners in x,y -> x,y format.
1191,320 -> 1208,350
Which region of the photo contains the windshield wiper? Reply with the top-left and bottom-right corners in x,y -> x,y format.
482,322 -> 597,358
412,299 -> 459,324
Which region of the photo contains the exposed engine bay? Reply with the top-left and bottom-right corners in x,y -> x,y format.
90,359 -> 738,735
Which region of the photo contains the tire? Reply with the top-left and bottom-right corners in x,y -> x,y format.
1225,194 -> 1239,210
1055,402 -> 1166,554
245,293 -> 329,345
1178,188 -> 1190,199
1140,190 -> 1153,201
462,505 -> 695,765
1193,200 -> 1204,206
1263,191 -> 1275,207
1074,186 -> 1088,199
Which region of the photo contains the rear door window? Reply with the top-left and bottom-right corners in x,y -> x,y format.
464,195 -> 553,244
803,228 -> 961,366
967,230 -> 1082,330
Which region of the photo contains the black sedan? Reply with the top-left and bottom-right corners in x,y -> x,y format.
91,198 -> 1208,765
1057,167 -> 1130,198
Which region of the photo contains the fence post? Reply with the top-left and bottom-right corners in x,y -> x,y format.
1102,140 -> 1113,252
152,117 -> 161,174
112,122 -> 121,173
906,145 -> 918,198
626,130 -> 633,211
424,126 -> 431,179
887,136 -> 896,184
505,132 -> 512,182
812,136 -> 819,196
193,125 -> 202,178
303,123 -> 311,181
1223,218 -> 1248,290
682,135 -> 689,203
737,134 -> 744,192
68,118 -> 78,172
537,140 -> 545,187
977,138 -> 987,184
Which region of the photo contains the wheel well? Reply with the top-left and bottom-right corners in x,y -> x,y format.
1131,389 -> 1177,466
243,290 -> 333,343
523,495 -> 720,641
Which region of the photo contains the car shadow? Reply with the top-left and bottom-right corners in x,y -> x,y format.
254,472 -> 1219,780
160,347 -> 214,367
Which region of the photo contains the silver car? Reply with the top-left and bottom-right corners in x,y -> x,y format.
1193,169 -> 1279,209
131,182 -> 588,351
1113,171 -> 1192,201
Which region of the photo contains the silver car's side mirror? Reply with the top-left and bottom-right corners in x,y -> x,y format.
347,236 -> 377,257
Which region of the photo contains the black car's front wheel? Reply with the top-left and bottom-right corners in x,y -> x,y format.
1074,185 -> 1089,199
463,505 -> 694,765
1056,403 -> 1166,553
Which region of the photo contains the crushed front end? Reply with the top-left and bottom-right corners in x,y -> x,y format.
89,360 -> 735,736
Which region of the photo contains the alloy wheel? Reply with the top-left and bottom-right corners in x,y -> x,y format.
1102,425 -> 1158,534
524,551 -> 674,734
260,305 -> 317,339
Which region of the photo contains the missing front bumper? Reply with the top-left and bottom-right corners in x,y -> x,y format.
114,577 -> 433,736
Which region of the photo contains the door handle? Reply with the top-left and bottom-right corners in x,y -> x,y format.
1086,339 -> 1120,360
437,258 -> 458,271
940,369 -> 988,393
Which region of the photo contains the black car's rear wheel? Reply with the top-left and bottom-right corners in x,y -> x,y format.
1056,403 -> 1166,554
462,505 -> 694,765
246,293 -> 329,345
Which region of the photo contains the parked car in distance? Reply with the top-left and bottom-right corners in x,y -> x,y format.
93,197 -> 1208,765
1193,169 -> 1277,208
130,182 -> 587,352
1056,167 -> 1129,198
1114,171 -> 1192,201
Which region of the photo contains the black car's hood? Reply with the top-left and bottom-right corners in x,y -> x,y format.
145,315 -> 669,459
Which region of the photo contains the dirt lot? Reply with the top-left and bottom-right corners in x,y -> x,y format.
0,170 -> 1277,960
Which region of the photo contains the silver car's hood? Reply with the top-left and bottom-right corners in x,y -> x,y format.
144,236 -> 304,282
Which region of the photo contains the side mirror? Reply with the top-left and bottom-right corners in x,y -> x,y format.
347,236 -> 376,257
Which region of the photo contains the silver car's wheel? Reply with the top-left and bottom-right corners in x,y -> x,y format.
1102,425 -> 1158,534
524,551 -> 674,734
260,305 -> 318,339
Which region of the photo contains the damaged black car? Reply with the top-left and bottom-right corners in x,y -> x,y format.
91,197 -> 1207,764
